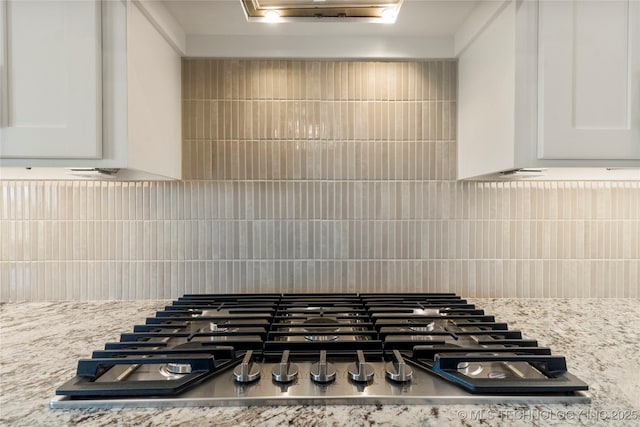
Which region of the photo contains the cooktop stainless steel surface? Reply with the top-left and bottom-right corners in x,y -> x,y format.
51,293 -> 590,408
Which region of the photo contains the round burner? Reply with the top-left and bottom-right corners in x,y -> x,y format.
408,320 -> 436,332
305,334 -> 339,342
303,317 -> 340,342
488,371 -> 508,379
197,323 -> 237,334
159,363 -> 190,379
456,361 -> 484,376
209,322 -> 227,332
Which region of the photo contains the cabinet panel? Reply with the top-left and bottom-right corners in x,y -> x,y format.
538,0 -> 640,160
127,2 -> 182,179
0,0 -> 101,159
457,2 -> 516,179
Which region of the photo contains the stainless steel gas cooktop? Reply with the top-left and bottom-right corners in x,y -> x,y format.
50,293 -> 589,408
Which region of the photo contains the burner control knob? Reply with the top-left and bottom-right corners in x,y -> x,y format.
348,350 -> 374,382
385,350 -> 413,382
233,350 -> 261,383
310,350 -> 336,383
271,350 -> 299,383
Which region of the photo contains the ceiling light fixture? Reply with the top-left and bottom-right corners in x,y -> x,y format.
240,0 -> 404,23
380,7 -> 398,23
263,10 -> 281,22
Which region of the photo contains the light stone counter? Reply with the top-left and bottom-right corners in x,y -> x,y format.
1,299 -> 639,426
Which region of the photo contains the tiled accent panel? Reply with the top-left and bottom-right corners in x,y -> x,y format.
181,61 -> 457,181
1,60 -> 639,300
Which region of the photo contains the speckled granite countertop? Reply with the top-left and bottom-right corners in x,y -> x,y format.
1,299 -> 639,427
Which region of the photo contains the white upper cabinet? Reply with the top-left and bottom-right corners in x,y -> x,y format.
0,0 -> 183,179
0,0 -> 101,159
457,0 -> 640,179
538,0 -> 640,160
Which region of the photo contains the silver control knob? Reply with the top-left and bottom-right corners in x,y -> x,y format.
348,350 -> 374,382
271,350 -> 299,383
385,350 -> 413,382
233,350 -> 261,383
310,350 -> 336,383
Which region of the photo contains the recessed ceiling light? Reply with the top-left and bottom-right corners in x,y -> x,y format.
263,10 -> 281,22
380,7 -> 398,22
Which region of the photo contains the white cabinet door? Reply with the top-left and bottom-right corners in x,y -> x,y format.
0,0 -> 101,159
538,0 -> 640,160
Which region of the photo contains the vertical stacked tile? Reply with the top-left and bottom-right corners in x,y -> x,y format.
181,60 -> 459,295
0,60 -> 638,300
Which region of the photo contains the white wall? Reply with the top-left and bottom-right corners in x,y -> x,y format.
187,35 -> 453,59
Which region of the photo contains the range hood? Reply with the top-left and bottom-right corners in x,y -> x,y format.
240,0 -> 403,22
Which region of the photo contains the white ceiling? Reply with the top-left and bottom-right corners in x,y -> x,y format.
163,0 -> 478,37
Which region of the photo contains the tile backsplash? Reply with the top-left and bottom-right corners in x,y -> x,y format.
1,60 -> 638,300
